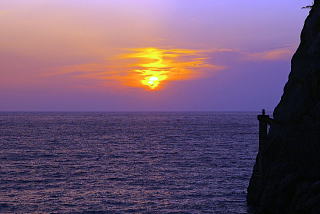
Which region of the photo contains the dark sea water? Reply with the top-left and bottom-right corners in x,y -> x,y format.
0,112 -> 258,214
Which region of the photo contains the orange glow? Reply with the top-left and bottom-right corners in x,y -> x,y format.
121,48 -> 217,90
56,47 -> 222,91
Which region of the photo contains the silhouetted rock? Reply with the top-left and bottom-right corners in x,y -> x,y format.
248,2 -> 320,213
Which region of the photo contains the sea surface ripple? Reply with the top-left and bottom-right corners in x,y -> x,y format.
0,112 -> 258,214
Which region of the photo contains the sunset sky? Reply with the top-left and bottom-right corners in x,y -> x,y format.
0,0 -> 310,111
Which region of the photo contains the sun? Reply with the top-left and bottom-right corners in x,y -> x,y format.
148,76 -> 159,86
142,76 -> 161,90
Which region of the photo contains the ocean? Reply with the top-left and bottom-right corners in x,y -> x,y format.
0,112 -> 258,214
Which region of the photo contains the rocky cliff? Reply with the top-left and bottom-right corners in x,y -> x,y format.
247,2 -> 320,213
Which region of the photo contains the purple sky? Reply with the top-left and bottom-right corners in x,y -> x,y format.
0,0 -> 311,111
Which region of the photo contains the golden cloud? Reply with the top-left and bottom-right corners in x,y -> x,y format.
56,47 -> 224,90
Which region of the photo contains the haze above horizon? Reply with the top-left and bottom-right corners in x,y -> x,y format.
0,0 -> 310,111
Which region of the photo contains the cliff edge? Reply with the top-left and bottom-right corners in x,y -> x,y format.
247,2 -> 320,213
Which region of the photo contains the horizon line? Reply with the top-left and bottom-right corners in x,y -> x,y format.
0,110 -> 271,113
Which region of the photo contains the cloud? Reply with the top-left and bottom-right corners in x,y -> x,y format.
50,47 -> 294,91
54,47 -> 225,90
205,47 -> 294,71
245,47 -> 294,61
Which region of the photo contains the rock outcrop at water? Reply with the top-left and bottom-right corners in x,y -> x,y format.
247,2 -> 320,213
